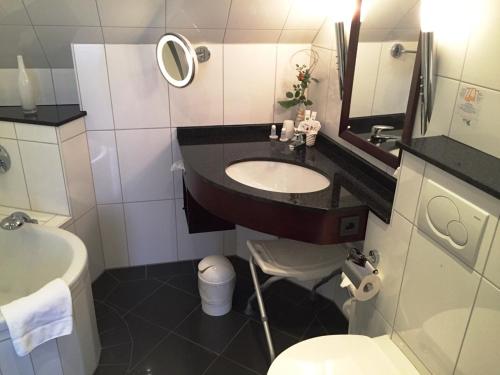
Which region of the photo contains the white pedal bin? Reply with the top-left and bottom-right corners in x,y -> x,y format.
198,256 -> 236,316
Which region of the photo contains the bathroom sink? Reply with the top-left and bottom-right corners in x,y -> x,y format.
225,160 -> 330,193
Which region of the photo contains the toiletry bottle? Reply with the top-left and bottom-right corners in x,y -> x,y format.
17,55 -> 37,114
269,124 -> 278,139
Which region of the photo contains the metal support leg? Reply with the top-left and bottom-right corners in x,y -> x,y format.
249,255 -> 276,362
311,268 -> 342,301
245,275 -> 283,315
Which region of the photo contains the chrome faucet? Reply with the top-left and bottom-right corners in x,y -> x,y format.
289,132 -> 306,150
0,212 -> 38,230
369,125 -> 400,144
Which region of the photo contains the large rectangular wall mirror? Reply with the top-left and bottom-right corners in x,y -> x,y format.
339,0 -> 422,169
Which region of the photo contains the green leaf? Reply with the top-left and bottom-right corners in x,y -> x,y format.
278,99 -> 298,109
299,95 -> 306,101
294,91 -> 300,98
311,77 -> 319,83
286,91 -> 294,98
305,100 -> 313,106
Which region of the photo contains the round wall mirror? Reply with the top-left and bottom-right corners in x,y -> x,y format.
156,33 -> 197,88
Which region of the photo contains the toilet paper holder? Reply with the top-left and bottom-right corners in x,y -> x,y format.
347,248 -> 380,269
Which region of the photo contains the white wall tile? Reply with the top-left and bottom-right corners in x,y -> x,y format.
102,27 -> 165,44
350,301 -> 393,337
312,19 -> 334,50
60,132 -> 96,219
0,138 -> 30,209
461,0 -> 500,90
274,44 -> 312,123
97,203 -> 129,268
278,30 -> 317,44
106,44 -> 170,129
449,83 -> 500,158
322,50 -> 341,140
87,130 -> 122,204
116,128 -> 173,202
30,340 -> 63,375
305,46 -> 332,123
363,211 -> 413,326
174,199 -> 224,261
96,0 -> 165,27
15,122 -> 57,143
224,29 -> 281,44
52,68 -> 79,104
0,69 -> 57,105
226,0 -> 293,30
284,0 -> 326,30
394,228 -> 481,375
393,151 -> 425,222
166,0 -> 231,28
124,200 -> 177,265
0,121 -> 16,139
19,140 -> 69,215
72,44 -> 114,130
223,230 -> 237,255
224,44 -> 276,124
169,44 -> 223,127
455,278 -> 500,375
57,118 -> 86,142
74,207 -> 104,281
436,33 -> 469,81
484,224 -> 500,289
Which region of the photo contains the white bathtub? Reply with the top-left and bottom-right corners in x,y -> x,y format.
0,224 -> 100,375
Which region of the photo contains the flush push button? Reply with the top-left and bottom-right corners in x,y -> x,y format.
447,220 -> 468,246
417,179 -> 489,267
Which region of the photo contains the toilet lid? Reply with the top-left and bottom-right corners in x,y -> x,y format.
268,335 -> 416,375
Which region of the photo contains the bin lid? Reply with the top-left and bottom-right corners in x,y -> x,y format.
198,256 -> 235,284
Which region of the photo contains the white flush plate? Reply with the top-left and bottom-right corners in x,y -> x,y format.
417,179 -> 489,267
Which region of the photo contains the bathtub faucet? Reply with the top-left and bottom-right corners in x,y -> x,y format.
0,212 -> 38,230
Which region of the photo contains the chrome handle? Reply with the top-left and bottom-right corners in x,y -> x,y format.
371,125 -> 395,135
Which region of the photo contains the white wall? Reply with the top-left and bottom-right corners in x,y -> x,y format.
73,42 -> 313,268
350,151 -> 500,374
0,68 -> 79,105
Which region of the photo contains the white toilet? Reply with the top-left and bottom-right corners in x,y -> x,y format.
268,334 -> 419,375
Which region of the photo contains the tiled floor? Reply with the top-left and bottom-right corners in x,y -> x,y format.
92,256 -> 348,375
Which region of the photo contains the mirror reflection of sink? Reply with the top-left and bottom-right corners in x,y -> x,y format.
225,160 -> 330,193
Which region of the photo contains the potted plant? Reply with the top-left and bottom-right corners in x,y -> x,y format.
278,64 -> 318,123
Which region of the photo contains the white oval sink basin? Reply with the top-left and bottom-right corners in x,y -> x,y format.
225,160 -> 330,193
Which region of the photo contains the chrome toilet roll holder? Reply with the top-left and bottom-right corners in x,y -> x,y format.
347,248 -> 380,269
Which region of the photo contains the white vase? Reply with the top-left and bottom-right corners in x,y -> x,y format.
17,55 -> 37,114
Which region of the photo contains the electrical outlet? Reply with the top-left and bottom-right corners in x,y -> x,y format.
340,216 -> 360,237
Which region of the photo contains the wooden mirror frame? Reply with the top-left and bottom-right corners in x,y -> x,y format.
338,1 -> 422,169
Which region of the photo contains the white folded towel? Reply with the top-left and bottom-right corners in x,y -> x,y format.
0,278 -> 73,356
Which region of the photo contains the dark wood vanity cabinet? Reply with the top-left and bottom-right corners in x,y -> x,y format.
182,178 -> 235,234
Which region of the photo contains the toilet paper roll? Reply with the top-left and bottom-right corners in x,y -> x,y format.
340,260 -> 381,302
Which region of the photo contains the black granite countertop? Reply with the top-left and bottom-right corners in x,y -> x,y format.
399,136 -> 500,199
178,125 -> 396,223
0,105 -> 86,126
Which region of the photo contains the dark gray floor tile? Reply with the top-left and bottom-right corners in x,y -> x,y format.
205,357 -> 258,375
147,260 -> 195,280
167,274 -> 199,296
93,364 -> 128,375
99,343 -> 131,365
100,325 -> 130,348
108,266 -> 146,281
228,257 -> 269,283
106,279 -> 162,311
97,306 -> 128,335
131,334 -> 216,375
131,284 -> 199,330
232,277 -> 259,315
301,317 -> 329,340
92,272 -> 119,301
264,294 -> 316,338
316,303 -> 348,334
175,306 -> 247,354
267,279 -> 311,306
223,320 -> 297,375
124,314 -> 169,368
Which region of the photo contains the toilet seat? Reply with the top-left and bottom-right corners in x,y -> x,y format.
268,335 -> 419,375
